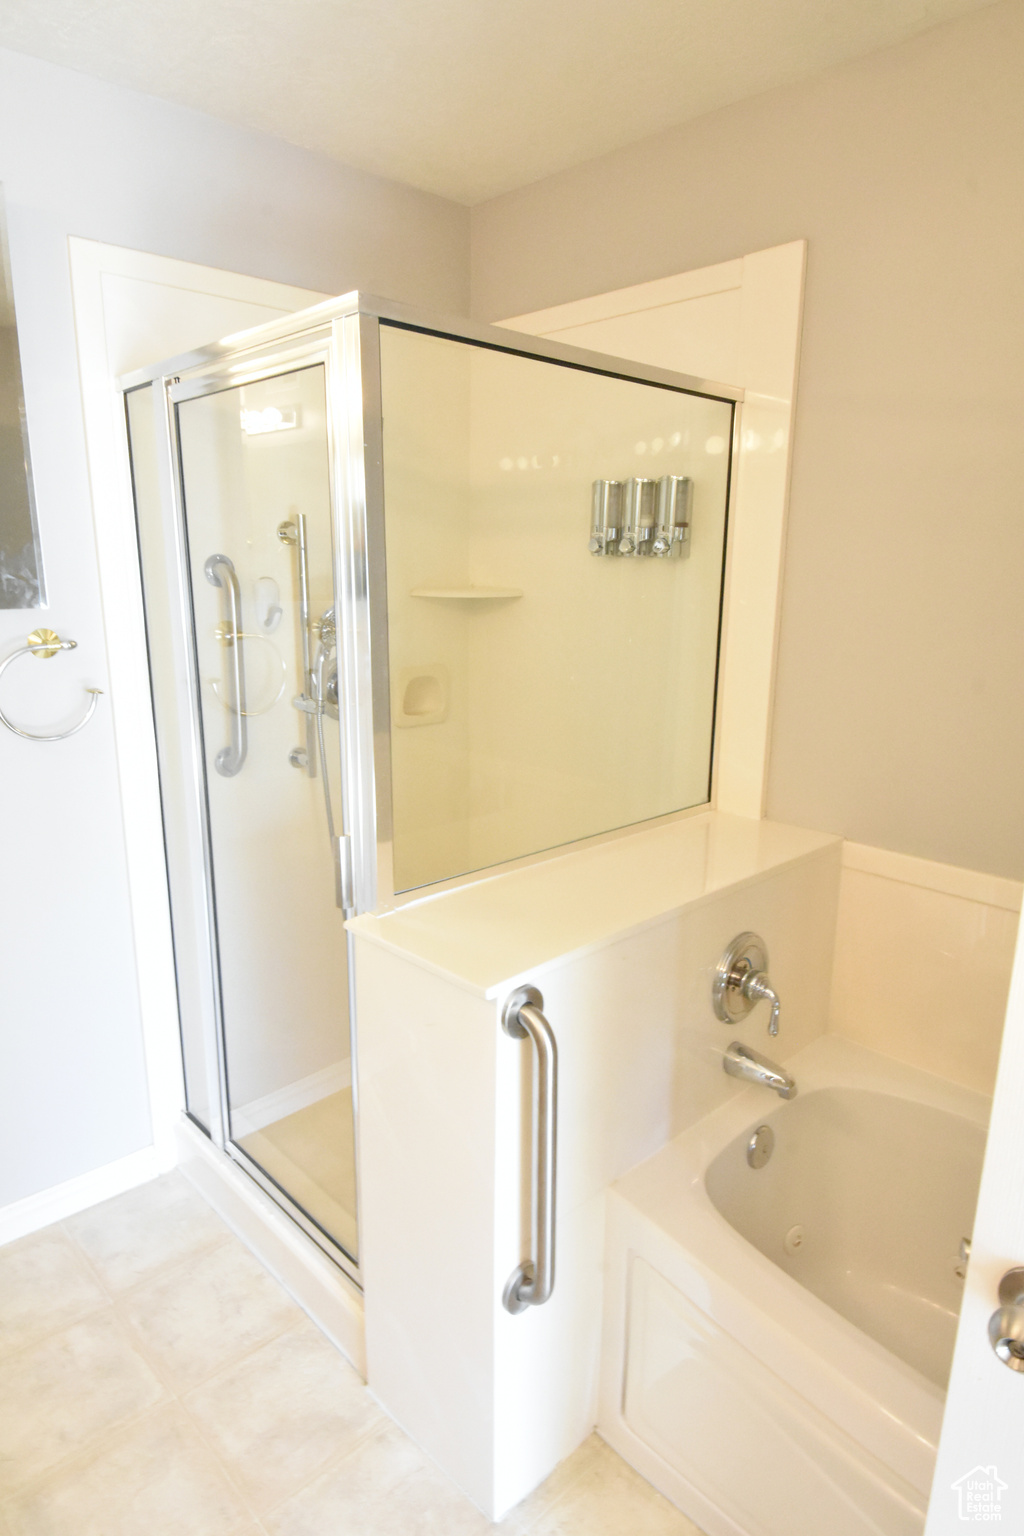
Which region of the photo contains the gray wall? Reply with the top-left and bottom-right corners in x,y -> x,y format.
471,0 -> 1024,879
0,46 -> 468,1208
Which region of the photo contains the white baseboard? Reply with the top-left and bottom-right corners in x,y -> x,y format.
0,1144 -> 164,1247
233,1059 -> 352,1138
176,1118 -> 365,1377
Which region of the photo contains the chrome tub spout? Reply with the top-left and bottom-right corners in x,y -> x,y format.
723,1041 -> 797,1100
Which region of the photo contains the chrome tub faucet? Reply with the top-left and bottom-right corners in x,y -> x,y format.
713,931 -> 796,1097
722,1041 -> 796,1100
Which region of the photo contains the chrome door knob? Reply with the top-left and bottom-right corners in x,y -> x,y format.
988,1268 -> 1024,1370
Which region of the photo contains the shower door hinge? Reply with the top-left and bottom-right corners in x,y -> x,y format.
334,833 -> 354,914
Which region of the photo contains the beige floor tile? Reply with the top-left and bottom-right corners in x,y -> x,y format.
64,1173 -> 229,1294
119,1236 -> 301,1391
528,1436 -> 703,1536
0,1311 -> 166,1493
265,1420 -> 490,1536
496,1435 -> 606,1533
355,1459 -> 494,1536
0,1229 -> 107,1361
3,1405 -> 253,1536
183,1318 -> 387,1510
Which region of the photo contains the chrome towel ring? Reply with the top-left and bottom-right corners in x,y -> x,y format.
0,629 -> 102,742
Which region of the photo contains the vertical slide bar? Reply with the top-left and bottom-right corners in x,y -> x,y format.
277,512 -> 317,776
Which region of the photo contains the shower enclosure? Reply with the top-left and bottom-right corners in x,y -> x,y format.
122,294 -> 739,1281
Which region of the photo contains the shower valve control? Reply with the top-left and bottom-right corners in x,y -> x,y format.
713,932 -> 782,1038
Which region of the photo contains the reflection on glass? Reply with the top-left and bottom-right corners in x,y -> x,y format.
379,324 -> 734,892
0,185 -> 44,608
175,366 -> 357,1261
127,384 -> 213,1133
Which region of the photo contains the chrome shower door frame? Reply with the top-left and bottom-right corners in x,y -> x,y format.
143,320 -> 368,1283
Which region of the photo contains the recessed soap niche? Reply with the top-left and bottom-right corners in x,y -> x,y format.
393,663 -> 450,727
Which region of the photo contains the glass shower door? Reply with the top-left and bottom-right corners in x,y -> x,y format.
175,363 -> 358,1266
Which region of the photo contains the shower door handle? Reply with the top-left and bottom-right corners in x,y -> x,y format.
502,985 -> 558,1313
204,554 -> 247,776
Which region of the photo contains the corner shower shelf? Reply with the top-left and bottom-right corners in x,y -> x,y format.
409,586 -> 524,601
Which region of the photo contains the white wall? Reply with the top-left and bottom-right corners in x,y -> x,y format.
0,47 -> 469,1210
829,843 -> 1022,1096
470,0 -> 1024,880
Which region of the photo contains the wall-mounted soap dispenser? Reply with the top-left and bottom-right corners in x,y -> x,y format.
619,478 -> 656,557
589,480 -> 622,556
588,475 -> 692,558
652,475 -> 692,558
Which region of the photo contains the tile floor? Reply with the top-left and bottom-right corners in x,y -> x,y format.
0,1172 -> 704,1535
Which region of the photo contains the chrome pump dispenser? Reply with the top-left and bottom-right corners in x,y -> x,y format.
619,477 -> 656,556
652,475 -> 692,557
589,480 -> 622,555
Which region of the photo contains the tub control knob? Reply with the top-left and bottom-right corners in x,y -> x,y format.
713,932 -> 782,1037
988,1268 -> 1024,1371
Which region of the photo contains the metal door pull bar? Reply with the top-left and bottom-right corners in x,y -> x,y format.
204,554 -> 247,776
0,629 -> 102,742
502,984 -> 558,1313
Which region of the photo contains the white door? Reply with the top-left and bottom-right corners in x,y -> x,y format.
925,916 -> 1024,1531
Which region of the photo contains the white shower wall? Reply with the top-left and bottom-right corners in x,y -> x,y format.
829,842 -> 1021,1096
380,331 -> 474,885
382,329 -> 733,893
462,349 -> 729,873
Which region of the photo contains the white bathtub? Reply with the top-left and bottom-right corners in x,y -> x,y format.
597,1035 -> 989,1536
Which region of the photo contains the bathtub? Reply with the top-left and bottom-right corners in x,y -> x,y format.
597,1035 -> 989,1536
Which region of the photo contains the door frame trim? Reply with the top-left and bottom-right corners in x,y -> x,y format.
69,238 -> 329,1166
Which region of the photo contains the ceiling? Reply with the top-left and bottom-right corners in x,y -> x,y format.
0,0 -> 997,204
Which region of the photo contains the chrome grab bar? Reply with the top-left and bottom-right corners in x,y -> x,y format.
204,553 -> 247,776
502,984 -> 558,1313
0,629 -> 102,741
278,515 -> 316,776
